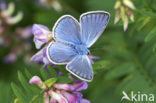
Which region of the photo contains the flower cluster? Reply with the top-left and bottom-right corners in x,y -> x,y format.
3,26 -> 33,63
0,1 -> 33,63
114,0 -> 135,31
0,2 -> 23,27
29,76 -> 90,103
38,0 -> 62,12
30,24 -> 53,68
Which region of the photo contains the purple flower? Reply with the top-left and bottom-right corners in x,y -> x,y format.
32,24 -> 52,49
52,77 -> 89,103
53,81 -> 87,92
30,46 -> 51,68
4,52 -> 16,63
0,1 -> 6,10
16,26 -> 32,39
48,90 -> 68,103
53,76 -> 88,92
31,24 -> 54,69
62,92 -> 82,103
4,47 -> 17,63
29,76 -> 90,103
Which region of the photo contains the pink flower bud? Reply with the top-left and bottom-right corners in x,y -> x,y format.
29,76 -> 42,84
29,76 -> 46,89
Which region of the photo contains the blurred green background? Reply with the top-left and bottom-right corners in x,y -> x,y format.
1,0 -> 156,103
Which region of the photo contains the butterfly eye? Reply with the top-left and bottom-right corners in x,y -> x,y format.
87,51 -> 91,55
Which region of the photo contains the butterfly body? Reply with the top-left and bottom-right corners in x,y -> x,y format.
47,11 -> 110,82
75,44 -> 89,55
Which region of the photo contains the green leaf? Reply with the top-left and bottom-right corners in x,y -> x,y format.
24,69 -> 32,79
11,83 -> 28,103
47,66 -> 58,77
18,71 -> 33,94
11,69 -> 43,103
137,9 -> 156,18
14,98 -> 22,103
145,26 -> 156,42
93,60 -> 110,70
0,81 -> 14,103
40,67 -> 48,80
153,43 -> 156,52
44,78 -> 57,88
57,76 -> 73,84
105,62 -> 136,80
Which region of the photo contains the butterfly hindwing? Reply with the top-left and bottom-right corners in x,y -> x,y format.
80,11 -> 110,48
53,15 -> 81,45
66,55 -> 93,81
47,41 -> 77,64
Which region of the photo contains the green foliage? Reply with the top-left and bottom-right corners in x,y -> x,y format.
11,70 -> 42,103
87,25 -> 156,102
145,26 -> 156,42
11,66 -> 75,103
14,98 -> 22,103
0,81 -> 14,103
137,9 -> 156,19
105,62 -> 136,80
44,78 -> 57,87
57,76 -> 73,84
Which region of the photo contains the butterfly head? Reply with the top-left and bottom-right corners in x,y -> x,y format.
75,44 -> 89,55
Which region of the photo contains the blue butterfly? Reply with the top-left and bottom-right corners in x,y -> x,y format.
47,11 -> 110,82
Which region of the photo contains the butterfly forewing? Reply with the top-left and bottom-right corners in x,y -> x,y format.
53,15 -> 81,45
80,11 -> 110,48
